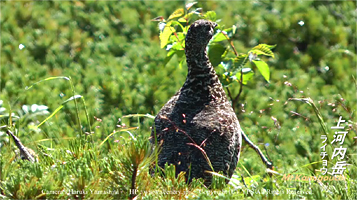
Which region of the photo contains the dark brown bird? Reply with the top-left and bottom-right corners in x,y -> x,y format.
151,19 -> 242,185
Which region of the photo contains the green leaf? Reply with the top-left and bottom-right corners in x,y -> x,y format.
168,8 -> 184,20
169,32 -> 185,43
220,68 -> 254,86
164,49 -> 176,65
204,11 -> 216,21
220,58 -> 235,71
25,76 -> 70,90
252,44 -> 276,58
37,105 -> 63,128
250,49 -> 273,57
178,17 -> 187,23
169,21 -> 185,31
211,26 -> 237,43
166,49 -> 176,57
220,71 -> 234,86
220,54 -> 248,73
230,54 -> 249,73
164,49 -> 184,66
208,43 -> 226,67
160,25 -> 174,48
236,68 -> 255,85
215,63 -> 226,75
171,42 -> 184,51
212,32 -> 226,43
252,60 -> 270,82
177,32 -> 186,41
179,58 -> 185,69
180,13 -> 195,25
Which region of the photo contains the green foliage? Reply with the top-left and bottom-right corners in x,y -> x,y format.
0,0 -> 356,199
156,8 -> 275,88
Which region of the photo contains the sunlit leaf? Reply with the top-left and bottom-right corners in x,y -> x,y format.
252,44 -> 276,58
212,26 -> 237,43
177,32 -> 186,41
160,26 -> 174,48
168,8 -> 184,20
212,32 -> 227,43
178,17 -> 187,23
171,42 -> 184,51
37,105 -> 63,128
181,13 -> 195,25
233,54 -> 248,71
236,69 -> 255,85
252,60 -> 270,82
204,11 -> 216,21
250,49 -> 273,58
25,76 -> 70,90
170,21 -> 184,30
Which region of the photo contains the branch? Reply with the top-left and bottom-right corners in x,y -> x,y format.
222,31 -> 238,56
241,130 -> 273,169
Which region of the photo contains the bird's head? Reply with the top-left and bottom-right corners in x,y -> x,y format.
185,20 -> 217,49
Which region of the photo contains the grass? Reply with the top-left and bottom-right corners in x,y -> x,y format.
0,77 -> 356,199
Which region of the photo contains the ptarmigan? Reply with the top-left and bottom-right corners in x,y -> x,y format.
151,19 -> 242,186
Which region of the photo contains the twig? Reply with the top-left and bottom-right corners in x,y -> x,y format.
226,68 -> 244,110
241,175 -> 247,188
222,31 -> 238,56
221,31 -> 246,109
241,131 -> 273,169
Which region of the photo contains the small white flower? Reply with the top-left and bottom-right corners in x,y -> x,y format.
298,20 -> 305,26
19,44 -> 25,50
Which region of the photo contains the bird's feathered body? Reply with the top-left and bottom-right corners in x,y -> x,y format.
151,20 -> 242,185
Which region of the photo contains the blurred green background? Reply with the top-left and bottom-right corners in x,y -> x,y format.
0,0 -> 356,198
